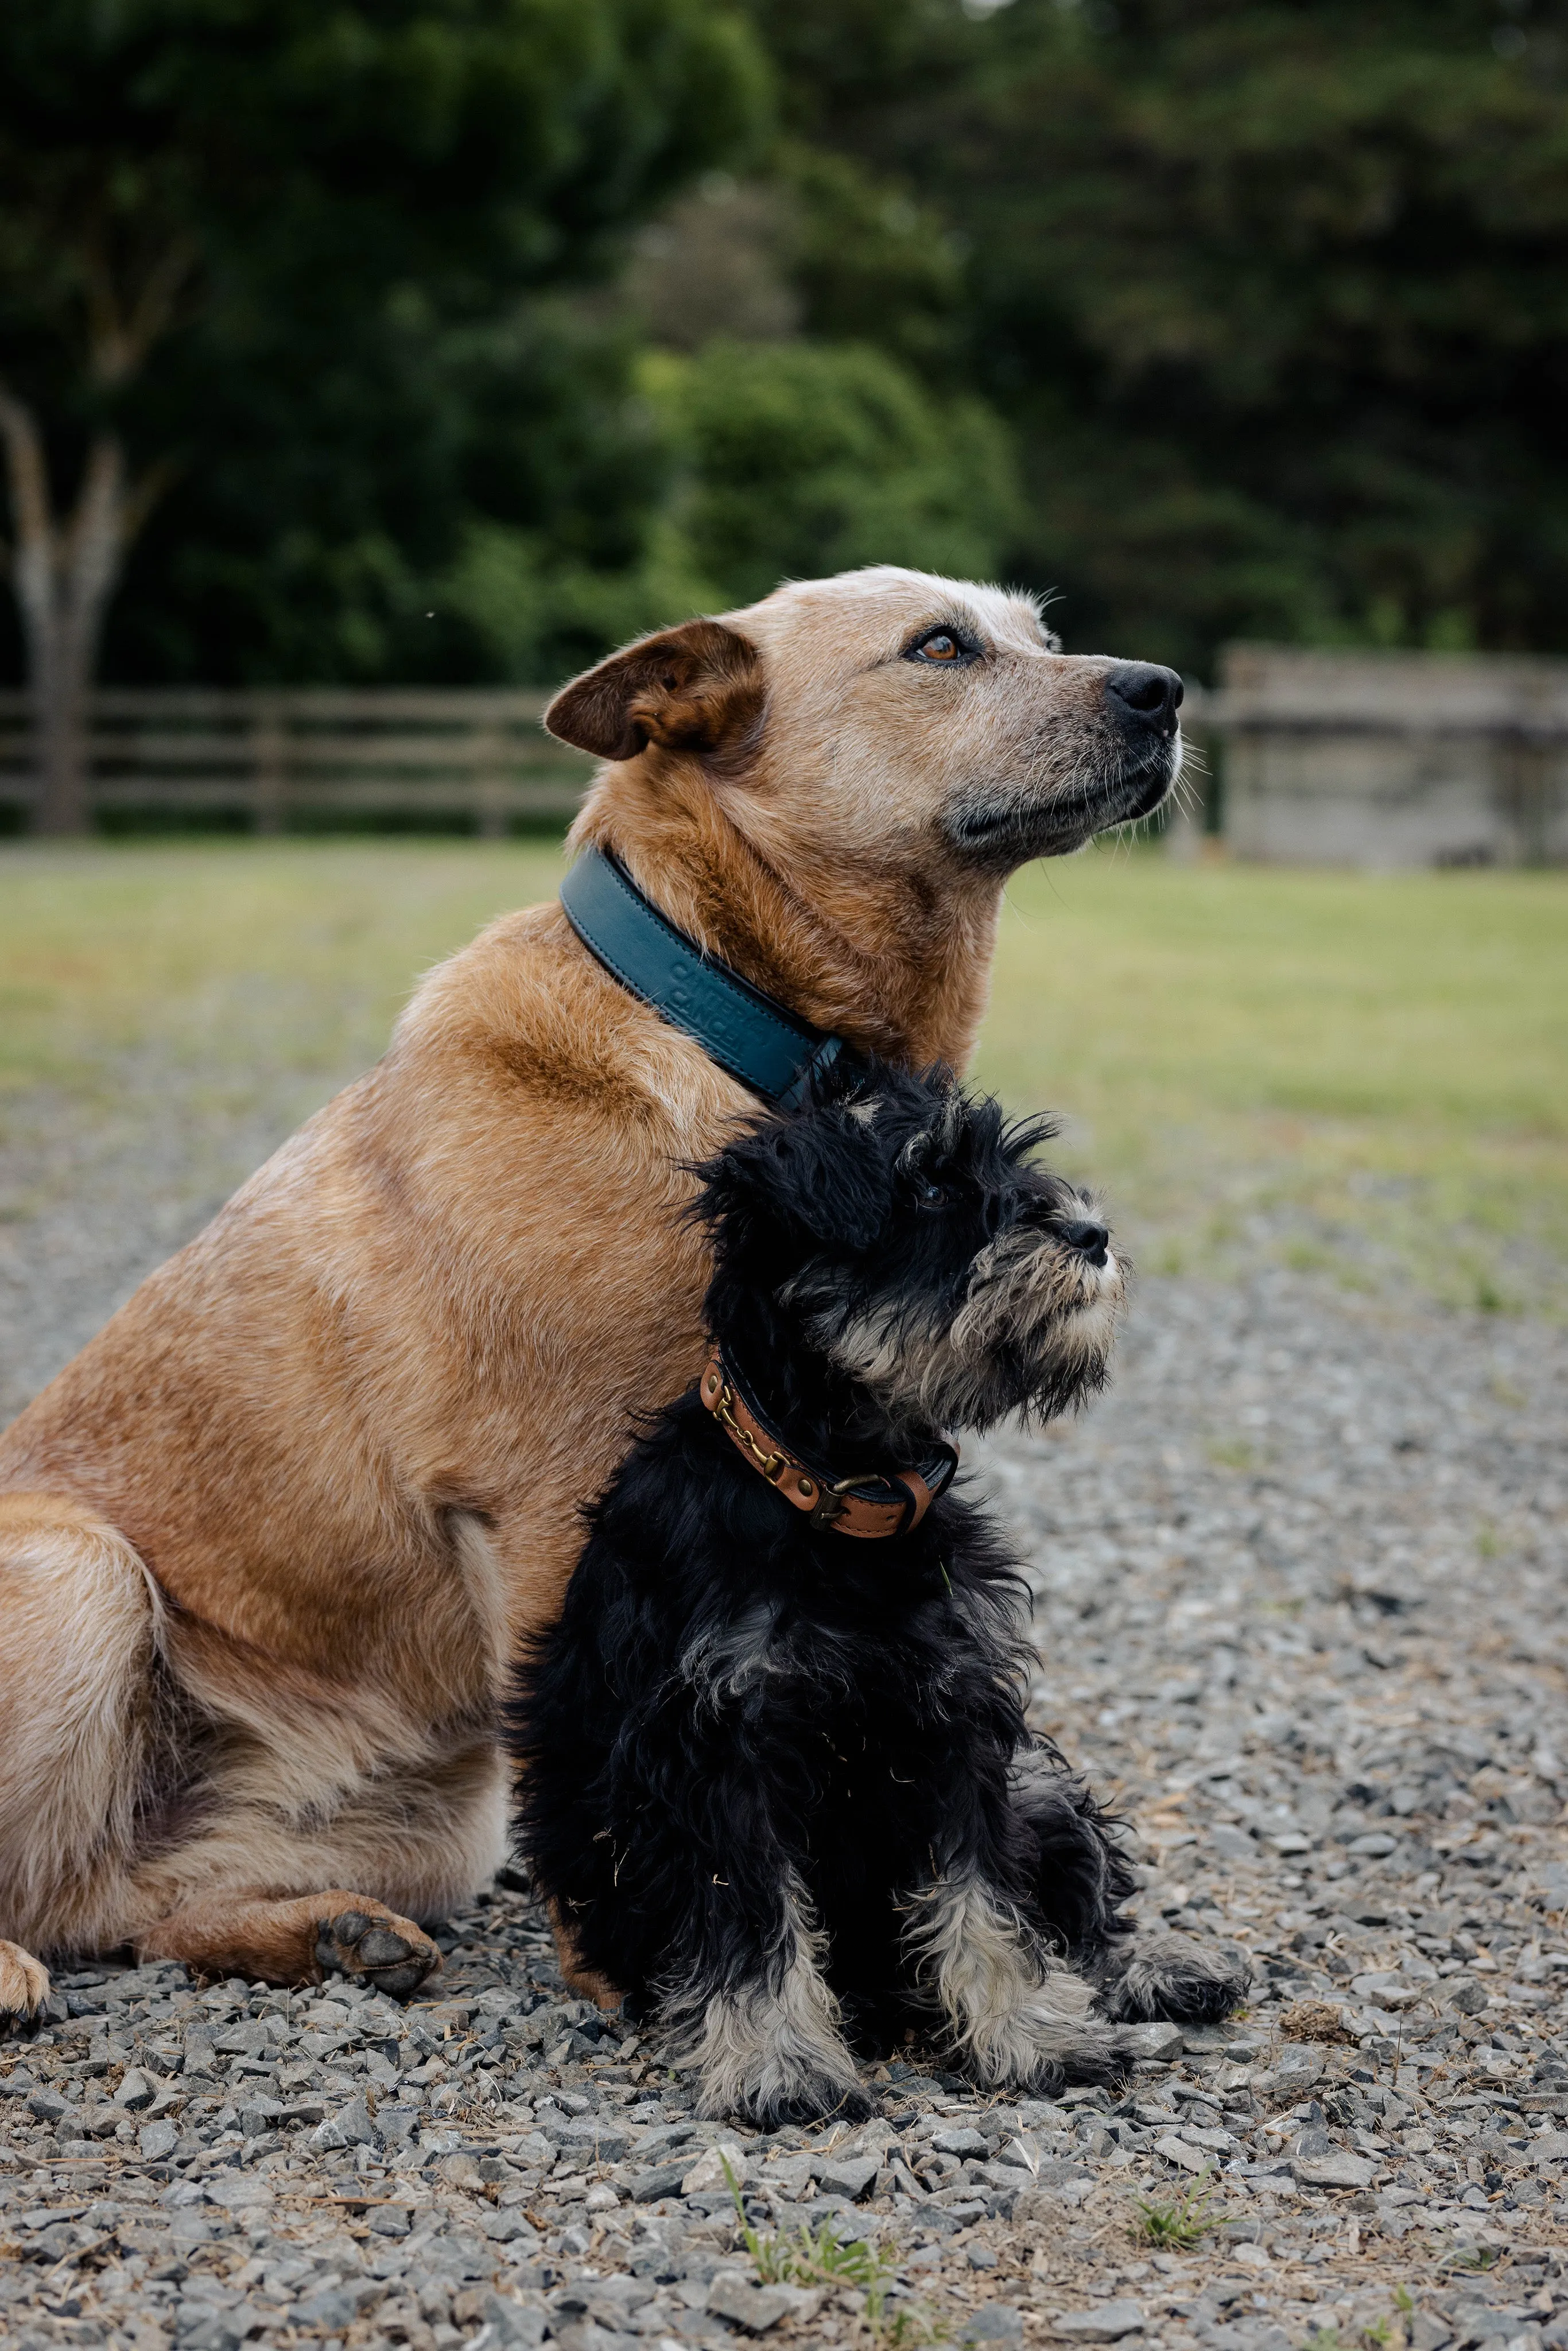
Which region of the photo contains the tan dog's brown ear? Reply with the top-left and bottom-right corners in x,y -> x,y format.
544,619 -> 762,763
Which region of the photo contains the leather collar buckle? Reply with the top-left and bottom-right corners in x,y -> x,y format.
707,1370 -> 786,1485
808,1480 -> 853,1531
699,1345 -> 957,1541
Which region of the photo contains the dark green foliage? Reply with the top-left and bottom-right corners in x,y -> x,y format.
639,337 -> 1017,608
437,336 -> 1018,677
5,0 -> 1565,690
0,0 -> 770,686
779,145 -> 968,381
749,0 -> 1568,673
119,297 -> 693,686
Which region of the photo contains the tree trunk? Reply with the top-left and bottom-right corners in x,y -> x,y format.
0,392 -> 131,836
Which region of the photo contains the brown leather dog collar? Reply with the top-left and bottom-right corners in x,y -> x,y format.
699,1345 -> 958,1539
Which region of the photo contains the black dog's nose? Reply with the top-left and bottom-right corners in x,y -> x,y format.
1059,1219 -> 1110,1265
1104,662 -> 1183,735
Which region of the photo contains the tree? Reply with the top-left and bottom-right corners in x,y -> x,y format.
743,0 -> 1568,676
15,0 -> 1561,749
643,338 -> 1017,606
0,0 -> 766,829
440,336 -> 1018,678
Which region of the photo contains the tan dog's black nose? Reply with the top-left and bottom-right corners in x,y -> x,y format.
1059,1218 -> 1110,1265
1105,662 -> 1183,736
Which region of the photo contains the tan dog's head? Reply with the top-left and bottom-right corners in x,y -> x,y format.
546,565 -> 1183,1063
549,565 -> 1181,873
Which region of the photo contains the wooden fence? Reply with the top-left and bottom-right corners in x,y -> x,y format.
0,688 -> 594,834
5,658 -> 1565,863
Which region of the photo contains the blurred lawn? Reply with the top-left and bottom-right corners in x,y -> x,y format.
985,856 -> 1568,1316
1,840 -> 1564,1314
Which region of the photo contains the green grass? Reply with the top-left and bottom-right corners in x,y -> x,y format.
976,853 -> 1568,1313
722,2161 -> 946,2346
0,837 -> 569,1104
1130,2174 -> 1220,2248
1,838 -> 1564,1312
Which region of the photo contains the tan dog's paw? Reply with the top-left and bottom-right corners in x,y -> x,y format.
314,1904 -> 441,1999
0,1939 -> 51,2022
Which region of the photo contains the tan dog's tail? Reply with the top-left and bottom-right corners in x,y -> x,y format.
0,1493 -> 164,1954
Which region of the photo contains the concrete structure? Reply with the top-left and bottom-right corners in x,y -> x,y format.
1178,645 -> 1568,867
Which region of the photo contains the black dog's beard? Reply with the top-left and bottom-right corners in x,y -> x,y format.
801,1218 -> 1124,1433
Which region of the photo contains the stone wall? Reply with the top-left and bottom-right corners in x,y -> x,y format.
1177,646 -> 1568,868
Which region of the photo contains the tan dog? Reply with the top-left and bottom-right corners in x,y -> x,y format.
0,566 -> 1181,2020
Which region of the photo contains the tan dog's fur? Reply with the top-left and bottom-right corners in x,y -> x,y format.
0,567 -> 1178,2012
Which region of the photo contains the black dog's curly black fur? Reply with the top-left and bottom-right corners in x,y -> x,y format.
510,1061 -> 1244,2125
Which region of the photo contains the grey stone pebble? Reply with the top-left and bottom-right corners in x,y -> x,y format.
1053,2302 -> 1146,2341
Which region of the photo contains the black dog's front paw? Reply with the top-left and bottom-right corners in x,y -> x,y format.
1096,1932 -> 1249,2025
1010,2038 -> 1131,2098
1067,2037 -> 1133,2091
799,2081 -> 879,2128
733,2077 -> 880,2131
953,2000 -> 1132,2098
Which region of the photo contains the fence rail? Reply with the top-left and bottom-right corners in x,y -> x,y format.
0,688 -> 594,833
4,658 -> 1566,864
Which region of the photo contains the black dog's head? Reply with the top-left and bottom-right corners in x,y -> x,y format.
693,1060 -> 1124,1437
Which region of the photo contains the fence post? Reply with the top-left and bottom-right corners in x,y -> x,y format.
253,695 -> 286,835
1496,730 -> 1550,866
1163,764 -> 1210,861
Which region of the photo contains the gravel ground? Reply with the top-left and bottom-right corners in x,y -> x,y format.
0,1029 -> 354,1430
3,1075 -> 1567,2351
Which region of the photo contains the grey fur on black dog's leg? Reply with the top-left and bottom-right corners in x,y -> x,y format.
906,1870 -> 1130,2095
1089,1929 -> 1249,2024
666,1878 -> 872,2129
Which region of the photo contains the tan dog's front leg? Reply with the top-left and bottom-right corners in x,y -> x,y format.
0,1939 -> 52,2020
138,1891 -> 442,1998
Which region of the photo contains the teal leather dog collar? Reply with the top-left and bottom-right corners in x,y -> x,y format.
560,846 -> 847,1108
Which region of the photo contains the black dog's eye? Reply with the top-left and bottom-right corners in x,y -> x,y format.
907,627 -> 975,666
917,1178 -> 950,1209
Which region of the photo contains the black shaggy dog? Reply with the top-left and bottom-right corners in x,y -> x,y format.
512,1062 -> 1243,2126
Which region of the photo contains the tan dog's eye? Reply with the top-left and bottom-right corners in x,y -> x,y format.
917,633 -> 961,662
